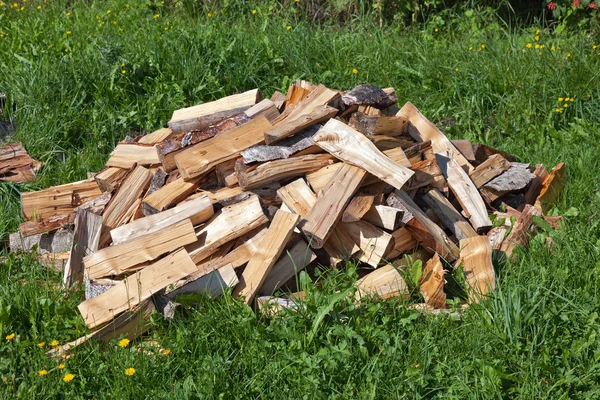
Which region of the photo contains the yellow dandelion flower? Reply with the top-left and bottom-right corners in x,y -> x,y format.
66,31 -> 71,35
558,97 -> 564,102
64,49 -> 69,53
538,51 -> 542,55
107,9 -> 111,14
121,63 -> 125,67
66,11 -> 71,16
154,14 -> 159,19
125,368 -> 135,376
535,29 -> 540,35
352,68 -> 358,74
563,103 -> 568,107
455,67 -> 459,72
121,70 -> 126,74
535,35 -> 540,41
12,2 -> 16,7
593,45 -> 597,50
19,6 -> 23,10
50,340 -> 59,347
164,27 -> 168,30
569,97 -> 575,101
126,4 -> 130,8
526,43 -> 532,48
63,373 -> 74,383
567,53 -> 571,57
0,3 -> 4,7
468,46 -> 473,51
38,342 -> 45,348
252,9 -> 257,14
434,28 -> 438,33
58,364 -> 65,370
540,44 -> 545,49
207,12 -> 212,17
286,25 -> 291,30
535,44 -> 540,49
163,349 -> 171,355
38,370 -> 48,376
6,333 -> 15,341
555,108 -> 561,113
37,5 -> 41,9
551,46 -> 555,51
118,338 -> 130,348
481,44 -> 486,48
295,0 -> 299,2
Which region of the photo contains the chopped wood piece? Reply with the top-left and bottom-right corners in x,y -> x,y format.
406,158 -> 445,191
21,180 -> 103,220
75,192 -> 112,214
385,227 -> 417,260
342,84 -> 397,109
259,238 -> 316,295
523,164 -> 548,206
238,154 -> 334,190
370,136 -> 407,151
342,193 -> 376,222
175,115 -> 273,180
79,248 -> 196,329
483,166 -> 536,194
283,82 -> 313,113
458,236 -> 495,302
306,163 -> 342,193
341,220 -> 394,267
0,142 -> 40,183
473,143 -> 516,163
19,213 -> 75,237
244,99 -> 280,122
487,226 -> 508,250
274,84 -> 340,125
138,127 -> 174,144
242,126 -> 319,163
233,209 -> 300,304
397,102 -> 474,173
451,139 -> 476,161
145,168 -> 168,197
168,88 -> 262,133
355,264 -> 409,301
9,228 -> 74,255
186,195 -> 268,263
142,176 -> 204,215
387,191 -> 460,261
499,204 -> 541,259
313,119 -> 414,189
362,205 -> 404,231
437,152 -> 492,233
168,263 -> 239,300
85,219 -> 197,279
264,105 -> 337,144
63,210 -> 103,287
373,115 -> 408,137
468,154 -> 511,188
419,254 -> 446,309
270,91 -> 286,111
534,162 -> 565,213
403,140 -> 433,166
422,189 -> 478,241
105,143 -> 160,168
348,112 -> 377,135
214,158 -> 238,187
95,167 -> 128,193
302,163 -> 367,249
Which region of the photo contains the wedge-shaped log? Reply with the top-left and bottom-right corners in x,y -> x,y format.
215,158 -> 238,187
355,264 -> 409,301
341,220 -> 394,267
274,84 -> 340,125
105,144 -> 160,169
111,195 -> 213,245
142,176 -> 204,214
20,213 -> 75,237
385,227 -> 417,260
499,204 -> 541,259
397,102 -> 474,173
524,164 -> 549,206
458,236 -> 495,303
102,166 -> 153,231
64,210 -> 103,287
244,99 -> 281,121
238,154 -> 334,190
362,205 -> 404,231
95,167 -> 128,193
534,162 -> 565,214
137,127 -> 174,144
342,193 -> 377,223
186,195 -> 268,263
468,154 -> 511,188
175,115 -> 273,180
21,180 -> 103,220
168,88 -> 262,133
79,248 -> 197,329
422,189 -> 478,241
233,210 -> 300,304
419,254 -> 446,309
451,139 -> 476,161
313,119 -> 413,190
85,219 -> 197,279
437,152 -> 492,233
265,105 -> 338,144
481,166 -> 536,202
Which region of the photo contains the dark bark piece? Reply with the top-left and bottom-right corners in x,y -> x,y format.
473,143 -> 517,163
469,154 -> 511,188
348,112 -> 377,135
451,140 -> 476,162
484,166 -> 536,193
342,84 -> 397,109
242,125 -> 320,163
145,168 -> 168,196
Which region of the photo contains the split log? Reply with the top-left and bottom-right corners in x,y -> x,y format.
355,264 -> 409,301
167,263 -> 239,300
0,142 -> 40,183
63,210 -> 103,287
523,164 -> 549,206
499,204 -> 541,259
458,236 -> 495,303
142,176 -> 204,215
273,84 -> 340,126
214,158 -> 238,187
242,126 -> 319,163
341,220 -> 394,267
362,205 -> 404,231
9,228 -> 74,255
451,139 -> 476,162
264,105 -> 337,144
21,180 -> 103,220
419,254 -> 446,309
74,192 -> 112,215
233,209 -> 300,304
78,248 -> 197,329
385,227 -> 417,260
19,213 -> 75,237
468,154 -> 511,188
270,91 -> 286,111
404,140 -> 433,167
473,143 -> 516,163
372,115 -> 408,137
342,84 -> 397,109
534,162 -> 565,213
137,127 -> 174,144
145,168 -> 168,197
342,193 -> 377,222
348,112 -> 377,135
244,99 -> 281,122
422,189 -> 478,241
105,144 -> 160,168
481,166 -> 536,201
175,115 -> 273,180
168,88 -> 262,133
95,167 -> 128,193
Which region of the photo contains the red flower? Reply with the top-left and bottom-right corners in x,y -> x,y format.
590,2 -> 598,9
573,0 -> 580,6
547,2 -> 557,10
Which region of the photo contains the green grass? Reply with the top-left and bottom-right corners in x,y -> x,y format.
1,0 -> 600,398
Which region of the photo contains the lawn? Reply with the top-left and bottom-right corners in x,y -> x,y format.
1,0 -> 600,398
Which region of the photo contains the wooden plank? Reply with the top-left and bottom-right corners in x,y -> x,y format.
238,154 -> 334,190
95,167 -> 128,193
259,238 -> 316,296
437,152 -> 492,233
342,193 -> 376,223
341,220 -> 394,267
397,102 -> 474,173
422,189 -> 478,241
142,176 -> 203,215
302,163 -> 367,249
137,127 -> 174,144
233,210 -> 300,304
468,154 -> 511,188
19,213 -> 75,237
419,254 -> 446,309
524,164 -> 549,206
313,119 -> 413,189
385,227 -> 417,260
185,195 -> 268,263
458,236 -> 495,303
175,115 -> 273,180
78,248 -> 197,329
355,264 -> 409,301
105,143 -> 160,168
264,105 -> 338,144
21,180 -> 103,220
168,88 -> 262,133
63,210 -> 103,287
534,162 -> 565,213
362,205 -> 404,231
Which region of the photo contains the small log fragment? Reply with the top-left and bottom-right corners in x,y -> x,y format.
9,228 -> 74,255
385,227 -> 417,260
468,154 -> 511,188
373,115 -> 408,137
233,209 -> 300,304
145,168 -> 168,197
348,112 -> 377,135
458,236 -> 495,303
21,180 -> 103,220
419,254 -> 446,309
342,193 -> 376,223
362,205 -> 404,231
499,204 -> 541,259
95,167 -> 128,193
214,158 -> 239,188
142,176 -> 204,215
0,142 -> 40,183
264,105 -> 337,144
270,91 -> 286,111
242,126 -> 319,163
63,210 -> 103,287
19,213 -> 75,237
523,164 -> 548,206
341,220 -> 394,267
450,139 -> 476,162
74,192 -> 112,215
342,84 -> 397,109
534,162 -> 565,213
473,143 -> 516,163
105,143 -> 160,169
274,84 -> 340,125
137,127 -> 174,144
482,166 -> 536,201
168,263 -> 239,300
355,264 -> 409,301
244,99 -> 281,122
422,189 -> 478,241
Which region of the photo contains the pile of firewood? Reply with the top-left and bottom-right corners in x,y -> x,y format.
8,81 -> 565,355
0,142 -> 40,183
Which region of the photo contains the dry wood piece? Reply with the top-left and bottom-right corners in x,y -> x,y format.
342,193 -> 377,223
482,166 -> 536,201
0,142 -> 40,183
487,226 -> 508,250
142,176 -> 204,215
468,154 -> 511,188
499,204 -> 541,259
302,163 -> 367,249
342,84 -> 397,109
145,168 -> 168,197
242,126 -> 319,163
362,205 -> 404,231
137,127 -> 174,144
419,254 -> 446,309
437,152 -> 492,233
372,115 -> 408,137
264,105 -> 338,144
283,81 -> 314,113
458,236 -> 495,303
238,154 -> 334,190
37,252 -> 70,271
385,227 -> 417,260
524,164 -> 549,206
313,119 -> 414,189
19,213 -> 75,237
422,189 -> 478,241
233,209 -> 300,304
78,248 -> 197,329
274,84 -> 340,125
534,162 -> 565,213
95,167 -> 128,193
215,158 -> 239,188
355,264 -> 409,301
397,102 -> 474,173
21,180 -> 103,220
105,143 -> 160,168
451,139 -> 476,162
473,143 -> 516,163
270,90 -> 286,111
168,88 -> 262,133
85,219 -> 197,279
63,210 -> 103,287
168,263 -> 239,300
341,220 -> 394,267
175,115 -> 273,180
244,99 -> 281,122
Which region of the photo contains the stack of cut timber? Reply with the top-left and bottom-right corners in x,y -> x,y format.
9,81 -> 565,354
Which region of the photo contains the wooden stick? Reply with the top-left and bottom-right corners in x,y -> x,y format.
95,167 -> 128,193
419,254 -> 446,309
468,154 -> 511,188
355,264 -> 409,301
422,189 -> 478,241
142,176 -> 204,215
63,210 -> 102,288
137,127 -> 174,144
458,236 -> 495,303
19,213 -> 75,237
105,143 -> 160,169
